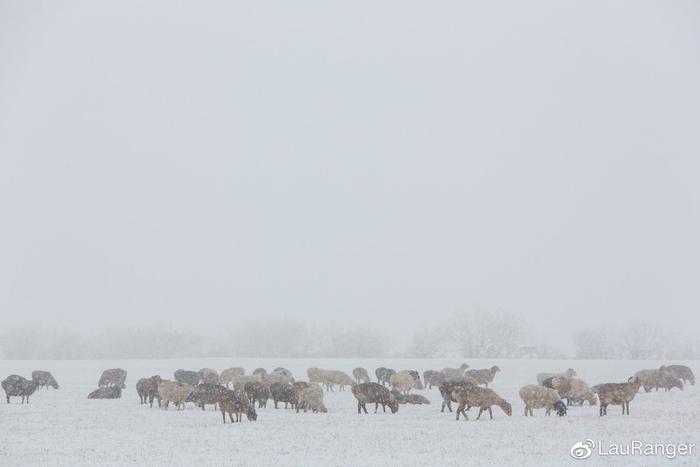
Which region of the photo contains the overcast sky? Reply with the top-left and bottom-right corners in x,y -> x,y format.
1,1 -> 699,344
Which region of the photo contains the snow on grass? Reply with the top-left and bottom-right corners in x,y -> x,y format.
1,358 -> 698,466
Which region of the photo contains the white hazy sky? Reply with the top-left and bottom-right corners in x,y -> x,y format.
1,1 -> 699,343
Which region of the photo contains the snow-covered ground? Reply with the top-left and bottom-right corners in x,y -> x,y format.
0,358 -> 697,466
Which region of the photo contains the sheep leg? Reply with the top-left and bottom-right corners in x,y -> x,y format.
476,408 -> 484,420
488,407 -> 493,419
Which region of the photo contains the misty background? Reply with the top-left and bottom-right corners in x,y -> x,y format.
1,1 -> 699,359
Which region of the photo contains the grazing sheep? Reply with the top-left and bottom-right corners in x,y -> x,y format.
307,368 -> 325,384
321,370 -> 354,391
399,370 -> 423,390
536,368 -> 576,386
98,368 -> 127,389
596,377 -> 643,416
252,368 -> 267,380
199,368 -> 220,385
375,367 -> 396,386
2,375 -> 38,404
563,378 -> 597,406
353,367 -> 371,384
270,382 -> 298,409
218,389 -> 257,423
452,385 -> 512,421
438,379 -> 478,412
88,386 -> 121,399
158,381 -> 193,410
136,375 -> 162,407
390,372 -> 415,395
296,383 -> 327,413
441,363 -> 469,381
219,368 -> 245,387
31,371 -> 59,390
465,366 -> 500,387
423,370 -> 445,389
518,384 -> 567,416
190,383 -> 228,410
352,382 -> 399,414
244,381 -> 271,408
174,369 -> 200,386
665,365 -> 695,385
635,367 -> 684,392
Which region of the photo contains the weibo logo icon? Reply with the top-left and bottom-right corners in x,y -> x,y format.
570,439 -> 595,460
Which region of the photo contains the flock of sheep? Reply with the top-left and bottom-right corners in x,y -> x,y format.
2,363 -> 694,423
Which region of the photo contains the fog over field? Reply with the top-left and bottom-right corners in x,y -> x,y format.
1,1 -> 699,359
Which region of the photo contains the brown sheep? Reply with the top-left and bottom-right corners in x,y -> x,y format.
452,385 -> 512,421
136,375 -> 162,407
595,377 -> 642,416
465,366 -> 500,387
218,389 -> 257,423
219,368 -> 245,387
351,382 -> 398,414
244,381 -> 270,408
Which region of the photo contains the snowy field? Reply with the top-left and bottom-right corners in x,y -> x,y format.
1,358 -> 698,466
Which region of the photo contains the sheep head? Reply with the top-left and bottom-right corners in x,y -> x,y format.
554,399 -> 567,416
500,400 -> 512,416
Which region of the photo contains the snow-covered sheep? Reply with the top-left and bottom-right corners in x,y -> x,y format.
518,384 -> 567,416
88,386 -> 121,399
190,383 -> 228,410
219,368 -> 245,387
218,389 -> 257,423
321,370 -> 354,391
595,376 -> 642,416
452,385 -> 512,421
399,370 -> 423,390
353,367 -> 371,384
98,368 -> 127,389
563,378 -> 597,406
158,381 -> 193,410
423,370 -> 445,389
244,381 -> 271,408
270,382 -> 298,409
352,382 -> 399,414
390,372 -> 415,395
536,368 -> 576,386
441,363 -> 469,381
296,383 -> 327,413
635,368 -> 683,392
465,366 -> 500,387
665,365 -> 695,385
136,375 -> 162,407
438,379 -> 478,412
307,368 -> 325,384
198,368 -> 219,385
31,371 -> 59,390
375,367 -> 396,386
2,375 -> 38,403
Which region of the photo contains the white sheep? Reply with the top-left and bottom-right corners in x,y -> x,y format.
157,381 -> 193,410
297,383 -> 327,413
519,384 -> 567,416
390,372 -> 415,395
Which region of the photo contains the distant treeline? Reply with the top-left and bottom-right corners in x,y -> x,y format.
0,312 -> 698,360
